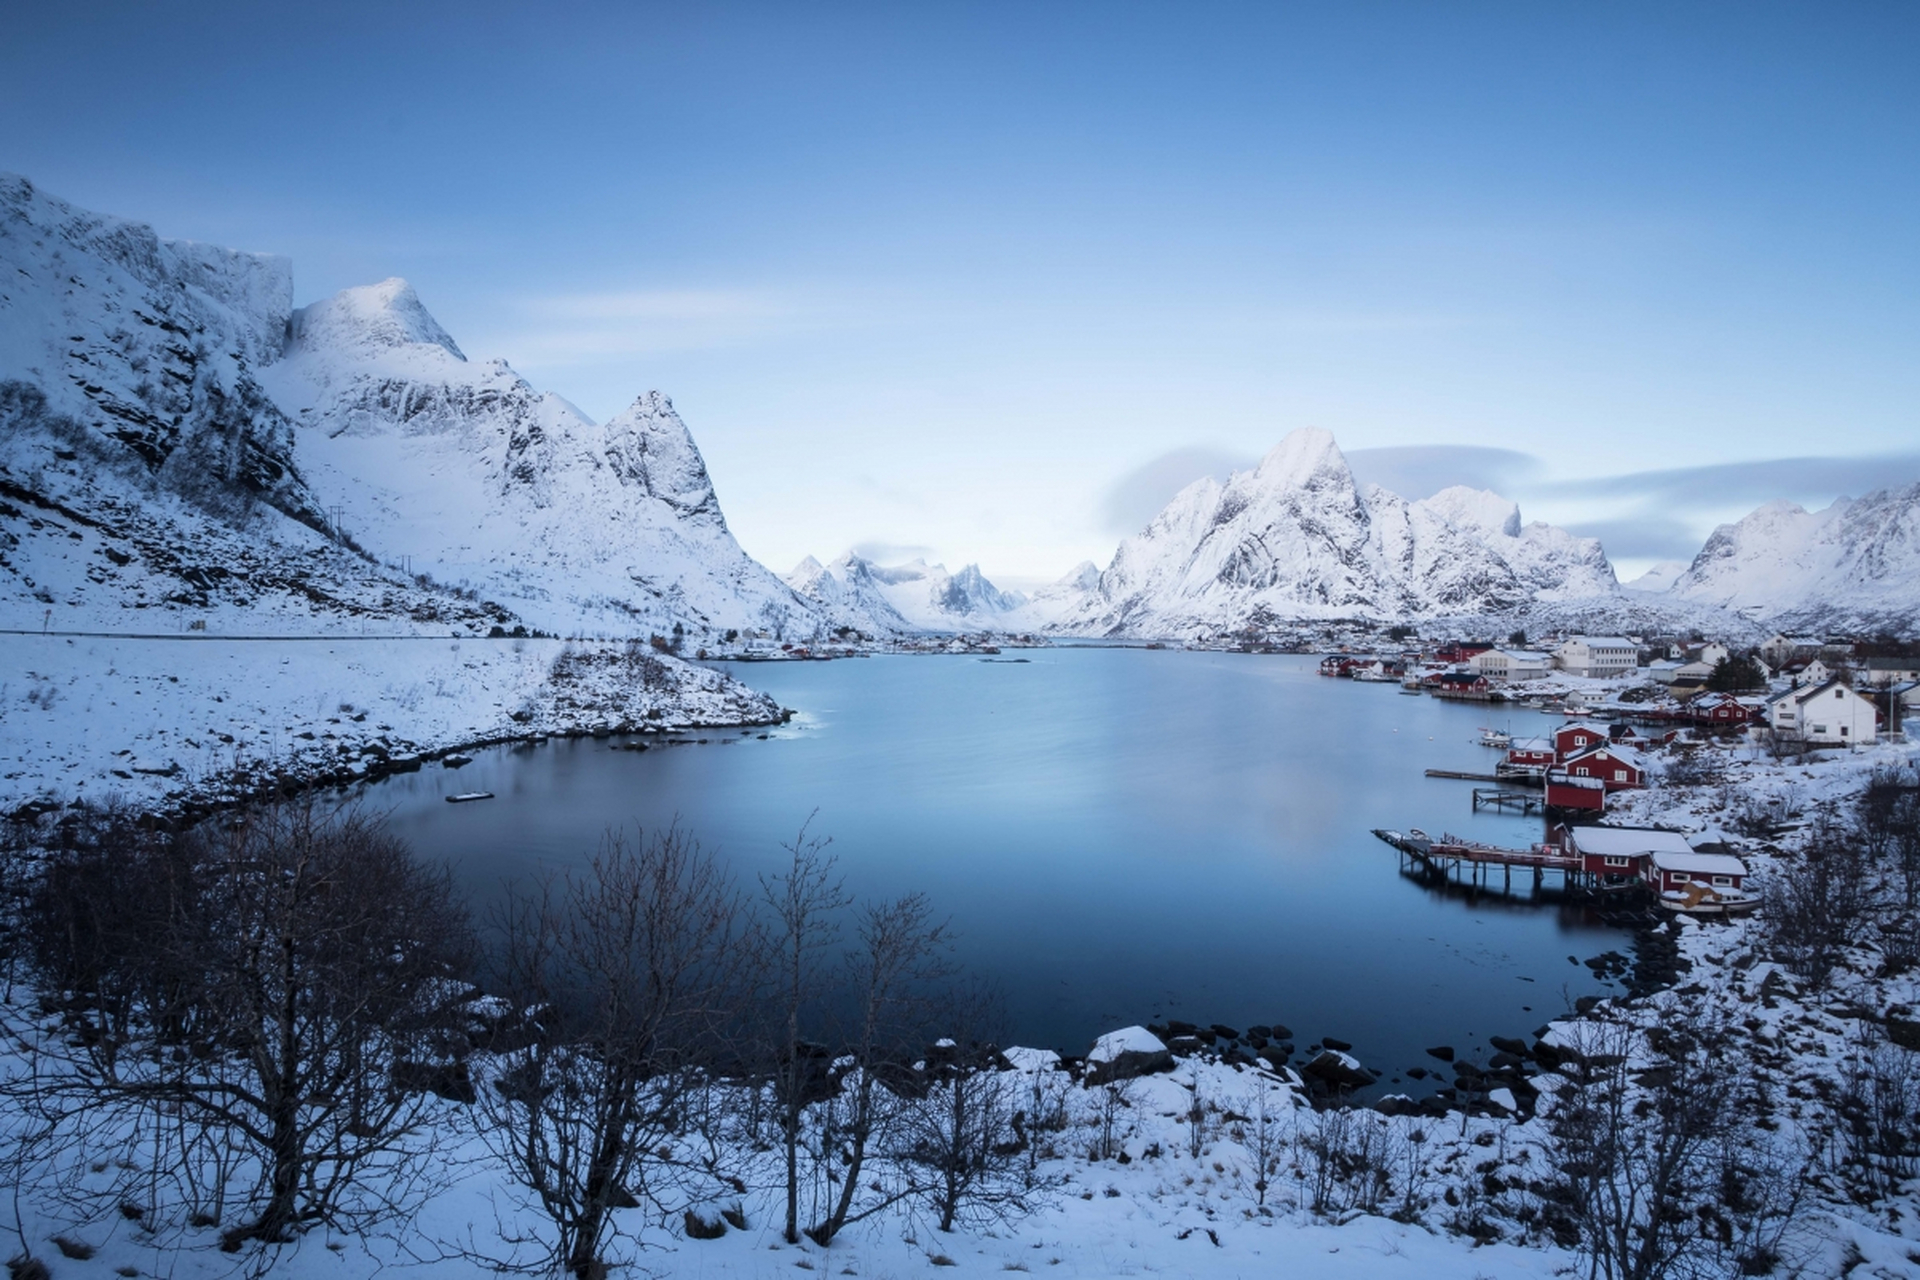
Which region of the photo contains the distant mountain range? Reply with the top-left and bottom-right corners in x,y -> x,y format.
4,176 -> 1914,642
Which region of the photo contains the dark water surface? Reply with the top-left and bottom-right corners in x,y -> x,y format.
370,649 -> 1624,1086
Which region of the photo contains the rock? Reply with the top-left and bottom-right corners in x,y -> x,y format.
1426,1045 -> 1455,1062
1085,1026 -> 1173,1085
1489,1052 -> 1523,1070
683,1205 -> 728,1240
1247,1024 -> 1273,1039
1268,1024 -> 1293,1041
1406,1066 -> 1429,1080
1321,1036 -> 1353,1052
1258,1046 -> 1290,1069
1887,1017 -> 1920,1051
1302,1048 -> 1374,1091
1489,1035 -> 1528,1056
1166,1019 -> 1198,1035
1210,1024 -> 1240,1041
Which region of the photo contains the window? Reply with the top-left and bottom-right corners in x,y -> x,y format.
1614,769 -> 1628,781
1712,875 -> 1733,887
1813,724 -> 1828,734
1605,855 -> 1630,867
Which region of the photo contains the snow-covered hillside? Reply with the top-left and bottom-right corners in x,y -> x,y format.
784,552 -> 1028,634
1052,429 -> 1620,637
1654,487 -> 1920,636
261,279 -> 820,639
0,176 -> 824,642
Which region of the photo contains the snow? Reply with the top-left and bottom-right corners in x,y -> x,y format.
1659,488 -> 1920,635
0,632 -> 782,816
1045,427 -> 1623,638
1087,1025 -> 1167,1064
1,175 -> 830,645
784,552 -> 1030,635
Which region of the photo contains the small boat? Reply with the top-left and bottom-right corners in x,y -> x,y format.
1477,728 -> 1512,748
446,791 -> 495,804
443,753 -> 474,768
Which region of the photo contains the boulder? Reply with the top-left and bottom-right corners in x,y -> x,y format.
1426,1045 -> 1455,1062
1302,1049 -> 1374,1091
1321,1036 -> 1353,1052
1085,1026 -> 1173,1085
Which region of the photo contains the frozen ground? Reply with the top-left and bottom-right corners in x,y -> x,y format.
0,633 -> 782,817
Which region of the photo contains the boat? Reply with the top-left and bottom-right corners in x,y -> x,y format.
1477,728 -> 1512,748
1658,884 -> 1759,916
443,753 -> 474,768
445,791 -> 495,804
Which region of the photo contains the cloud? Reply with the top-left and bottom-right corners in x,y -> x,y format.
1344,445 -> 1542,502
1097,447 -> 1253,534
849,539 -> 936,565
1561,515 -> 1704,562
1537,452 -> 1920,508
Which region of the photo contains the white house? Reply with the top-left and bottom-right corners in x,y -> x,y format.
1697,642 -> 1730,668
1555,636 -> 1640,679
1759,634 -> 1824,667
1766,679 -> 1880,746
1469,649 -> 1553,681
1857,657 -> 1920,687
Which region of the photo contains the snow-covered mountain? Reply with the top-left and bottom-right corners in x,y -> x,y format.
1656,488 -> 1920,635
1050,429 -> 1620,637
784,553 -> 1028,634
0,176 -> 822,640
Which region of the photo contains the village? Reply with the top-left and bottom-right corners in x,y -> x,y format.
1319,631 -> 1919,919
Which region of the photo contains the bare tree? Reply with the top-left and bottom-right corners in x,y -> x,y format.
476,823 -> 745,1279
1537,1007 -> 1797,1280
893,985 -> 1042,1234
19,801 -> 473,1249
756,818 -> 849,1245
806,892 -> 951,1245
1765,822 -> 1874,989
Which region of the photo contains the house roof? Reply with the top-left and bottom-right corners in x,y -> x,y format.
1566,827 -> 1694,857
1554,721 -> 1609,738
1564,742 -> 1644,770
1562,636 -> 1636,648
1509,736 -> 1553,752
1650,849 -> 1748,876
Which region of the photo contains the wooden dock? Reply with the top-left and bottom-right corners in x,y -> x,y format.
1472,788 -> 1543,815
1373,827 -> 1583,892
1425,768 -> 1503,782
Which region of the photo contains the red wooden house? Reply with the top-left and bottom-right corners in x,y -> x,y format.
1560,742 -> 1645,791
1545,770 -> 1606,811
1691,693 -> 1756,728
1552,722 -> 1610,759
1505,736 -> 1555,769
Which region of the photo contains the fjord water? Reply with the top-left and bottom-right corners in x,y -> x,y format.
373,649 -> 1624,1085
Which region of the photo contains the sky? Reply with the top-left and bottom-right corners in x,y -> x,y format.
3,1 -> 1916,586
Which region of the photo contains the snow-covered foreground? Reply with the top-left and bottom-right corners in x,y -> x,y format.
0,633 -> 782,817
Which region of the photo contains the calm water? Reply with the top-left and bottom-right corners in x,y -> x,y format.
369,649 -> 1623,1089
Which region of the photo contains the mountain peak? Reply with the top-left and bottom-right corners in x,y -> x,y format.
1254,427 -> 1352,490
291,277 -> 466,361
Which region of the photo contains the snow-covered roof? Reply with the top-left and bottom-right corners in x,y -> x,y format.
1563,636 -> 1636,648
1509,736 -> 1553,752
1650,850 -> 1748,876
1565,742 -> 1642,769
1566,827 -> 1694,858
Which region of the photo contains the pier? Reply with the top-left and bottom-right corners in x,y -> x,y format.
1372,827 -> 1585,893
1471,787 -> 1543,815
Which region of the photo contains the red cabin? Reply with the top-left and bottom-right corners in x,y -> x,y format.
1505,737 -> 1556,768
1546,770 -> 1607,811
1552,722 -> 1610,760
1691,693 -> 1755,727
1560,743 -> 1645,791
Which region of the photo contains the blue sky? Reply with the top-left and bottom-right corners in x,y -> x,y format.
4,2 -> 1916,583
